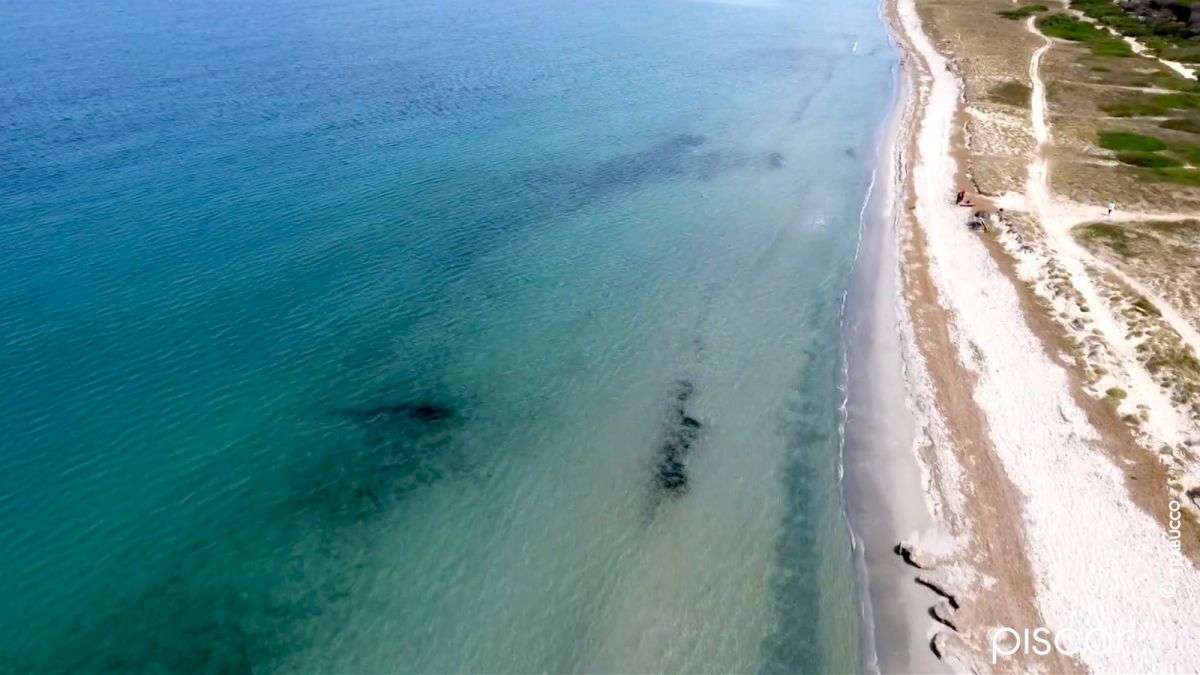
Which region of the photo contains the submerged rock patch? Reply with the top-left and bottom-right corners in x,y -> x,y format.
653,380 -> 703,495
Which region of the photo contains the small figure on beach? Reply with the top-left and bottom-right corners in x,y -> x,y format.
1107,202 -> 1116,216
955,190 -> 965,205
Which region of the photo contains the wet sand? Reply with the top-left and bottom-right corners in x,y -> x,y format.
840,63 -> 948,675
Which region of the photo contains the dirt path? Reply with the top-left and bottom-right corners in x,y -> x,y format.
1023,15 -> 1200,387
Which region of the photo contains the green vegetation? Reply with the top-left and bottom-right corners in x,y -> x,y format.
1071,0 -> 1156,37
1104,101 -> 1165,116
1147,219 -> 1200,233
998,4 -> 1048,20
1162,44 -> 1200,63
1071,0 -> 1191,42
1161,118 -> 1200,133
1098,131 -> 1167,151
1039,14 -> 1111,41
1096,131 -> 1200,165
1104,92 -> 1200,116
1038,14 -> 1134,56
1116,151 -> 1183,167
1178,146 -> 1200,164
1105,386 -> 1128,402
1090,65 -> 1112,72
1152,72 -> 1200,93
1158,92 -> 1200,109
1152,167 -> 1200,185
1093,40 -> 1136,57
990,80 -> 1032,107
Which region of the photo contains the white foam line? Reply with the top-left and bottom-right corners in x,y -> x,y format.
838,77 -> 899,675
899,0 -> 1200,671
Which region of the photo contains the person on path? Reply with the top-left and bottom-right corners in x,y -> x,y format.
1108,202 -> 1116,216
955,190 -> 965,205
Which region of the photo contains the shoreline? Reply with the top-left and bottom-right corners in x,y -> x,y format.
840,33 -> 949,674
867,0 -> 1200,670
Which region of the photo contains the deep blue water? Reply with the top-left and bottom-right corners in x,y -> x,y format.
0,0 -> 895,671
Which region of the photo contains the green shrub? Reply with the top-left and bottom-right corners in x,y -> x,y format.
1156,92 -> 1200,109
1037,15 -> 1134,56
1092,40 -> 1134,57
990,81 -> 1032,107
1097,131 -> 1167,151
1118,152 -> 1184,167
1150,167 -> 1200,186
1151,74 -> 1200,93
1104,93 -> 1200,116
1116,152 -> 1184,167
1161,118 -> 1200,134
1162,44 -> 1200,63
1104,101 -> 1167,116
1069,0 -> 1198,58
1174,146 -> 1200,165
1039,14 -> 1108,41
998,4 -> 1048,19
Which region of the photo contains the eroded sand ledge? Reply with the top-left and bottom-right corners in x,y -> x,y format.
881,0 -> 1200,671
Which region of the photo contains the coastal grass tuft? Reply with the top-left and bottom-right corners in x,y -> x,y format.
990,80 -> 1032,107
1146,347 -> 1200,376
1131,295 -> 1163,317
1098,131 -> 1167,151
998,4 -> 1048,20
1078,222 -> 1135,256
1116,151 -> 1183,167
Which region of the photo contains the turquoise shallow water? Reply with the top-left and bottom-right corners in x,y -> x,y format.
0,0 -> 895,671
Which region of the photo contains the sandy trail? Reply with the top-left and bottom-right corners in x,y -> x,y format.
1020,16 -> 1197,445
1022,15 -> 1200,392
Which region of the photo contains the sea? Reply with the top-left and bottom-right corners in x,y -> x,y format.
0,0 -> 897,671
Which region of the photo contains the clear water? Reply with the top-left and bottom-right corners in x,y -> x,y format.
0,0 -> 895,671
